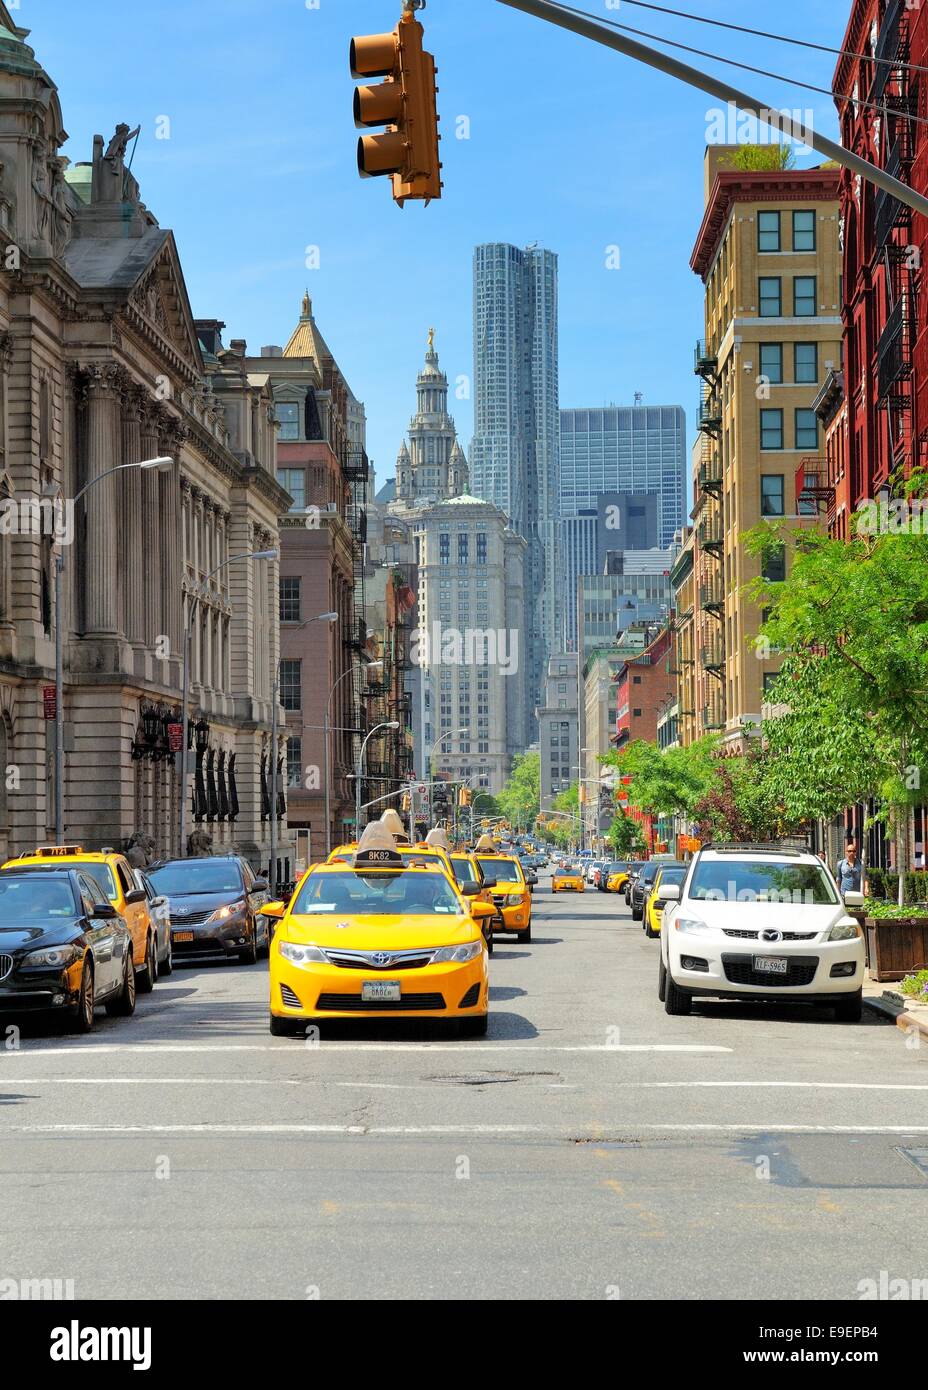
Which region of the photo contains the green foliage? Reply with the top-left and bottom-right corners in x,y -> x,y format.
496,752 -> 539,832
691,742 -> 796,842
718,144 -> 795,172
606,809 -> 647,856
603,737 -> 720,819
864,900 -> 928,920
900,969 -> 928,998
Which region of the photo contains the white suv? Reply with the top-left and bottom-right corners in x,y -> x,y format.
658,845 -> 866,1022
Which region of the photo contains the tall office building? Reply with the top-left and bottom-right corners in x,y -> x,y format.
470,243 -> 559,729
559,405 -> 687,550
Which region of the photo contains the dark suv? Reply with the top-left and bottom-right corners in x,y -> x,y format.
630,861 -> 662,921
148,856 -> 270,965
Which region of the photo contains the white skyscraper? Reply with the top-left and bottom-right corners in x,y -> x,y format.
470,243 -> 559,730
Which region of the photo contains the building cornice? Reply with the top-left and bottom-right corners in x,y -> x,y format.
690,169 -> 842,280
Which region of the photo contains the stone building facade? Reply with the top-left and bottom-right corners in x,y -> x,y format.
0,13 -> 286,864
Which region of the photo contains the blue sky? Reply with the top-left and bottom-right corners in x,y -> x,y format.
32,0 -> 846,491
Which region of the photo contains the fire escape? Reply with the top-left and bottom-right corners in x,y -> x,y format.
873,0 -> 916,472
342,445 -> 370,820
694,339 -> 726,733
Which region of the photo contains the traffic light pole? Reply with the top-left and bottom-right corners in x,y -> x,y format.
496,0 -> 928,222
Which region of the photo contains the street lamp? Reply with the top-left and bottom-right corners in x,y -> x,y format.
178,547 -> 278,858
269,610 -> 338,891
324,658 -> 383,855
428,726 -> 468,836
356,721 -> 400,835
52,455 -> 174,845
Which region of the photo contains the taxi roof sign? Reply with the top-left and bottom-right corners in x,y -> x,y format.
379,808 -> 409,844
32,845 -> 85,857
474,833 -> 497,852
424,827 -> 451,851
355,821 -> 404,868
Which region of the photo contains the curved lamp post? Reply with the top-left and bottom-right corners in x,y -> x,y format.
355,720 -> 400,836
53,455 -> 174,845
324,658 -> 383,855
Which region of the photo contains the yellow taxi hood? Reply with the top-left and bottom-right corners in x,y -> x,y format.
279,913 -> 479,950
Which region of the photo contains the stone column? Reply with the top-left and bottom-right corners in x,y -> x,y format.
160,422 -> 185,659
83,363 -> 121,635
139,401 -> 163,648
122,385 -> 145,645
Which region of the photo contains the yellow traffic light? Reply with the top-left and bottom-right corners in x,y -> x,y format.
458,787 -> 471,807
401,792 -> 411,812
350,10 -> 442,207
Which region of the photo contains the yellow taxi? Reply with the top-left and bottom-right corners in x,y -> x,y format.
604,861 -> 631,893
448,851 -> 496,955
2,844 -> 160,990
552,862 -> 585,894
266,824 -> 494,1037
644,863 -> 688,939
472,833 -> 533,942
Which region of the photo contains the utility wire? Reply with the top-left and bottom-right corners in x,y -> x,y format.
551,1 -> 928,131
612,0 -> 928,78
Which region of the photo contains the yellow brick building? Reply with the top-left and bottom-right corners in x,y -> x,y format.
686,148 -> 842,748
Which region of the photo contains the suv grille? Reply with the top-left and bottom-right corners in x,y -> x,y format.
0,954 -> 12,981
316,992 -> 446,1012
722,930 -> 818,941
171,909 -> 214,925
722,954 -> 819,987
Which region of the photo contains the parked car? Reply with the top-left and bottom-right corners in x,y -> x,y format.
602,860 -> 632,894
139,871 -> 173,976
147,856 -> 271,965
0,868 -> 136,1032
643,863 -> 688,938
624,863 -> 644,905
586,859 -> 603,885
2,846 -> 162,991
630,861 -> 662,920
658,844 -> 866,1021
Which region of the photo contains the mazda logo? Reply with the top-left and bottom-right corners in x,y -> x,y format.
761,930 -> 782,943
371,952 -> 392,968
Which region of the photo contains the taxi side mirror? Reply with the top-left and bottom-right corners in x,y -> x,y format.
260,900 -> 287,920
470,901 -> 496,920
481,877 -> 497,889
659,884 -> 681,903
460,884 -> 480,896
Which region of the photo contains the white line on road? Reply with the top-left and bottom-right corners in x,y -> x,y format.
3,1078 -> 926,1092
6,1122 -> 928,1136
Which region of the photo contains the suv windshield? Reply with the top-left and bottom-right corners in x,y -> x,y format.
149,862 -> 244,896
476,857 -> 523,883
292,870 -> 463,916
688,859 -> 839,906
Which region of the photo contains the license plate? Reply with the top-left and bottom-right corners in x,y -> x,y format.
173,931 -> 194,943
361,980 -> 401,1002
753,956 -> 788,974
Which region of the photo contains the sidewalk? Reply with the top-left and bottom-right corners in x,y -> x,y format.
862,972 -> 928,1039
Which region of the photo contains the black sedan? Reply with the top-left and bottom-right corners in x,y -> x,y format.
0,869 -> 136,1032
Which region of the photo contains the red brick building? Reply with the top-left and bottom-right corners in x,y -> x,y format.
614,627 -> 675,750
830,0 -> 928,524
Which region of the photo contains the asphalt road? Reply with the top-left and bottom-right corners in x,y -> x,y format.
2,871 -> 927,1300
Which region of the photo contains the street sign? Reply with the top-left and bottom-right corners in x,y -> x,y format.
42,685 -> 57,720
167,723 -> 183,752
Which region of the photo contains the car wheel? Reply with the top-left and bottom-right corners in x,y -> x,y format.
71,961 -> 95,1034
521,923 -> 532,943
160,934 -> 173,977
106,950 -> 137,1018
658,954 -> 667,1002
664,968 -> 692,1016
239,932 -> 259,965
631,905 -> 642,921
137,933 -> 157,994
459,1013 -> 489,1038
834,991 -> 862,1023
270,1015 -> 304,1037
645,921 -> 659,939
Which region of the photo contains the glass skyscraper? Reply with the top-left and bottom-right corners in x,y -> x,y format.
559,406 -> 687,550
470,243 -> 559,727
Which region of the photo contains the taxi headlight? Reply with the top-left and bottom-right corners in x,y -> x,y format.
504,894 -> 523,906
279,941 -> 327,966
207,898 -> 246,923
22,944 -> 80,969
674,917 -> 712,935
430,941 -> 484,964
827,920 -> 862,941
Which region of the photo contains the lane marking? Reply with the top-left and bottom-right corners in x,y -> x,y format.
3,1078 -> 925,1092
0,1042 -> 732,1056
7,1123 -> 928,1137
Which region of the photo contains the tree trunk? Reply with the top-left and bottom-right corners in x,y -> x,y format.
896,803 -> 907,908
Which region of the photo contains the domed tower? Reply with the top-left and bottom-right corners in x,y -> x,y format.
396,440 -> 412,502
401,328 -> 466,503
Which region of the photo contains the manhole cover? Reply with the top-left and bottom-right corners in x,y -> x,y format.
426,1070 -> 560,1087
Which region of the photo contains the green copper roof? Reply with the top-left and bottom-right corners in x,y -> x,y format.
0,25 -> 39,73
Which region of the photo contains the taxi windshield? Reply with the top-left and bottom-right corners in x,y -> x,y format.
22,860 -> 118,902
450,858 -> 477,885
476,857 -> 522,883
291,870 -> 464,916
400,850 -> 446,868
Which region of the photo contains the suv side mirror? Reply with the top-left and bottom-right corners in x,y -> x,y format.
251,878 -> 269,894
843,890 -> 865,907
125,888 -> 146,905
659,884 -> 681,902
482,877 -> 497,890
92,903 -> 118,920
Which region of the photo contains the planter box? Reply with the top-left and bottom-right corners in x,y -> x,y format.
865,917 -> 928,982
